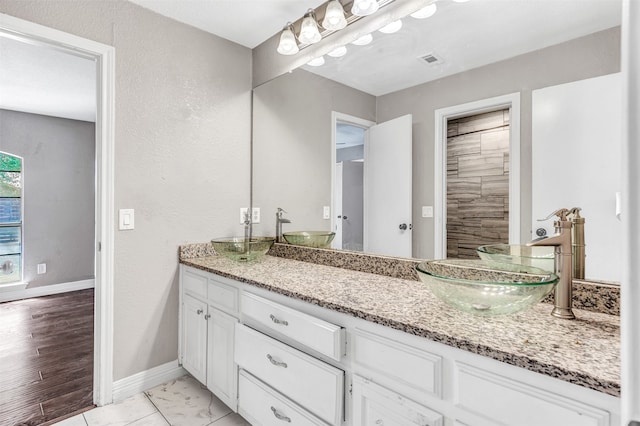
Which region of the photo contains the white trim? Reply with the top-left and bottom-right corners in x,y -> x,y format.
434,93 -> 521,259
0,278 -> 94,303
112,360 -> 187,402
330,111 -> 376,249
0,13 -> 116,407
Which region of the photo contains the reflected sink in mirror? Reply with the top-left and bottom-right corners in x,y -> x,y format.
477,244 -> 555,272
211,237 -> 275,262
416,259 -> 558,316
283,231 -> 336,248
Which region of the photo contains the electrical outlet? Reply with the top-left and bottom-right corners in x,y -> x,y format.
252,207 -> 261,224
323,206 -> 331,219
422,206 -> 434,218
240,207 -> 249,224
37,263 -> 46,274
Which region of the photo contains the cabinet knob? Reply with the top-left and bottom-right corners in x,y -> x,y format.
196,309 -> 203,315
270,406 -> 291,422
375,420 -> 383,425
204,314 -> 211,320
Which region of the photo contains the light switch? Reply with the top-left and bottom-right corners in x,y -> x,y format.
37,263 -> 46,274
119,209 -> 135,230
422,206 -> 434,218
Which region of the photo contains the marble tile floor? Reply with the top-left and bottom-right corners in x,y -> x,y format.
53,375 -> 249,426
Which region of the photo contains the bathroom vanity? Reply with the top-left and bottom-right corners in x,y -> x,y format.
178,247 -> 620,426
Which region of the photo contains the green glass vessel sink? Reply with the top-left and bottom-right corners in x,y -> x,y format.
211,237 -> 275,262
477,244 -> 555,272
283,231 -> 335,248
416,259 -> 558,316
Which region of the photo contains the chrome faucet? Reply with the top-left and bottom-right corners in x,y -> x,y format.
527,208 -> 575,319
275,208 -> 291,243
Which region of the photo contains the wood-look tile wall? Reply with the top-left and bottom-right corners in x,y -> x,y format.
447,109 -> 510,259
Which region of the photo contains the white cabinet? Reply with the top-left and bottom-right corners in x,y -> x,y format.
180,266 -> 239,411
352,375 -> 443,426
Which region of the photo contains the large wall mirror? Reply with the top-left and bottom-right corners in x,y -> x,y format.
252,0 -> 622,283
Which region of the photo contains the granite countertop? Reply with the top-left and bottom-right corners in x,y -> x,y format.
181,254 -> 620,397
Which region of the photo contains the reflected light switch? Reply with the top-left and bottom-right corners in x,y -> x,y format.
119,209 -> 135,230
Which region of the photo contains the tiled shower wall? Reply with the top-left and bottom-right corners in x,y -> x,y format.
447,109 -> 510,259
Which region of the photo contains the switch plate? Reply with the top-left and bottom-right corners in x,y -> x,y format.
323,206 -> 331,220
119,209 -> 135,230
252,207 -> 261,224
37,263 -> 46,274
240,207 -> 249,224
422,206 -> 434,218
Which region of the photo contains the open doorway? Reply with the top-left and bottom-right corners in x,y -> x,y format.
0,12 -> 115,416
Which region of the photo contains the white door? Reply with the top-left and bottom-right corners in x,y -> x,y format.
333,162 -> 343,250
364,114 -> 413,257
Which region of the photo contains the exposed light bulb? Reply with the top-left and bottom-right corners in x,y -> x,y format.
328,46 -> 347,57
307,56 -> 325,67
378,19 -> 402,34
299,10 -> 322,44
276,24 -> 299,55
351,33 -> 373,46
351,0 -> 379,16
322,0 -> 347,31
411,3 -> 437,19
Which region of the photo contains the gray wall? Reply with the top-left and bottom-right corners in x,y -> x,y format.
0,109 -> 95,288
377,26 -> 621,259
0,0 -> 252,380
252,69 -> 375,236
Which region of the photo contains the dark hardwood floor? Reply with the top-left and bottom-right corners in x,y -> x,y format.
0,289 -> 95,426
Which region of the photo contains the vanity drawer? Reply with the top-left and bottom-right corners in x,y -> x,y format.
208,278 -> 238,313
238,370 -> 327,426
181,267 -> 208,299
235,324 -> 344,426
241,292 -> 345,360
353,329 -> 443,399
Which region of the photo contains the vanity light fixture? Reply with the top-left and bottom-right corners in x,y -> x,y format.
378,19 -> 403,34
351,0 -> 380,16
307,56 -> 326,66
299,9 -> 322,44
322,0 -> 348,30
276,22 -> 299,55
328,45 -> 348,57
411,2 -> 437,19
351,33 -> 373,46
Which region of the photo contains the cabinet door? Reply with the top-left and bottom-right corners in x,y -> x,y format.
182,294 -> 208,384
207,307 -> 238,411
352,375 -> 443,426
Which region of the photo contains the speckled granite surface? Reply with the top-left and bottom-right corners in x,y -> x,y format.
181,242 -> 620,316
181,253 -> 620,397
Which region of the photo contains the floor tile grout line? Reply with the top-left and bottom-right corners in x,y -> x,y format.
142,392 -> 172,426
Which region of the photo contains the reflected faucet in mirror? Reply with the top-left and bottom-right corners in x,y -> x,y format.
527,207 -> 586,320
275,208 -> 291,243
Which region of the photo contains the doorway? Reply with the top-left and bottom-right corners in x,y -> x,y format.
0,13 -> 115,408
446,109 -> 511,259
434,93 -> 521,259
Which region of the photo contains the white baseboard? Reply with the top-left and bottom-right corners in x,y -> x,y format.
0,278 -> 95,303
112,359 -> 187,403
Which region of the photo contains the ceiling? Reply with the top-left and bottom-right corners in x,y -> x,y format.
0,0 -> 622,121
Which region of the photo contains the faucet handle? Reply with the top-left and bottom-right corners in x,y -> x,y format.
538,208 -> 570,222
567,207 -> 582,219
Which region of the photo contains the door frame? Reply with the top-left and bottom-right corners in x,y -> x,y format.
0,13 -> 116,406
330,111 -> 375,249
434,93 -> 521,258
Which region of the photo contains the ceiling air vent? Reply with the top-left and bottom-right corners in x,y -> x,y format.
418,52 -> 443,65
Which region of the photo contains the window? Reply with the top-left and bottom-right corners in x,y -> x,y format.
0,152 -> 22,284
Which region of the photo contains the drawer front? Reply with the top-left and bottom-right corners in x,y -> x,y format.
182,267 -> 208,299
235,324 -> 344,426
208,278 -> 238,313
241,292 -> 344,360
238,370 -> 328,426
455,362 -> 610,426
352,375 -> 443,426
353,329 -> 443,398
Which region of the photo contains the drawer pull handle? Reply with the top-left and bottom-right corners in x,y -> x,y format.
271,406 -> 291,423
270,314 -> 288,326
196,309 -> 203,315
266,354 -> 288,368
